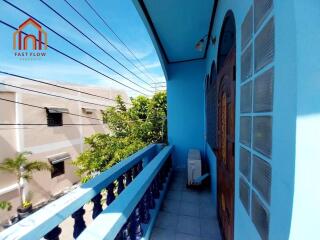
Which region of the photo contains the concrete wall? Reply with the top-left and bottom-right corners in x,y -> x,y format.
0,77 -> 128,223
167,60 -> 206,168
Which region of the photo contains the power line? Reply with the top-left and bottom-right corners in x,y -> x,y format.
3,0 -> 152,94
0,97 -> 103,122
38,0 -> 154,93
84,0 -> 164,84
0,20 -> 147,96
0,71 -> 131,105
64,0 -> 154,89
0,82 -> 112,108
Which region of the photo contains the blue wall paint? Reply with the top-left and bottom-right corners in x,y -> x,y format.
206,143 -> 217,209
167,59 -> 206,168
289,0 -> 320,239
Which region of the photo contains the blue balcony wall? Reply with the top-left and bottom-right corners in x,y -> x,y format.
167,59 -> 206,168
289,0 -> 320,239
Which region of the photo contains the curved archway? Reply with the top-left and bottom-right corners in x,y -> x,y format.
217,11 -> 236,73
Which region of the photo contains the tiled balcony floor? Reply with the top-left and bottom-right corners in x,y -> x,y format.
151,170 -> 221,240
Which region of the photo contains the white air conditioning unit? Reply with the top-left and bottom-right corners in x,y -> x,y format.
187,149 -> 201,186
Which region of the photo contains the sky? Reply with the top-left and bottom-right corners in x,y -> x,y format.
0,0 -> 166,97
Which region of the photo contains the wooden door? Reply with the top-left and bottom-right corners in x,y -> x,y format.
217,46 -> 235,240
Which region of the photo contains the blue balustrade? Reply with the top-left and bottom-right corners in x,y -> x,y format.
77,145 -> 173,240
0,144 -> 160,240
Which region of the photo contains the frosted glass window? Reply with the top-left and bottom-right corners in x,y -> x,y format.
254,0 -> 273,32
240,177 -> 250,214
253,116 -> 272,157
254,68 -> 274,112
241,81 -> 252,113
254,18 -> 274,72
242,7 -> 253,50
240,147 -> 251,181
253,155 -> 272,203
252,192 -> 270,240
240,117 -> 252,147
241,44 -> 253,81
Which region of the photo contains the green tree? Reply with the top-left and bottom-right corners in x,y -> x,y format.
73,91 -> 167,181
0,151 -> 51,206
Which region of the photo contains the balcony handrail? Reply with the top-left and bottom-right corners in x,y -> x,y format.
0,144 -> 159,240
77,145 -> 173,240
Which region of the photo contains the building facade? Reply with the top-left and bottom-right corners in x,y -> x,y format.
0,76 -> 127,223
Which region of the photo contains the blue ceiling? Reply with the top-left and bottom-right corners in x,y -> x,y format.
142,0 -> 215,63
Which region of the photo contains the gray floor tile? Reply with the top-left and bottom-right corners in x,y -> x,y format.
166,190 -> 182,201
177,215 -> 201,236
155,212 -> 178,230
161,199 -> 180,214
176,233 -> 202,240
179,202 -> 200,217
181,191 -> 200,203
200,218 -> 221,238
199,203 -> 216,219
151,227 -> 175,240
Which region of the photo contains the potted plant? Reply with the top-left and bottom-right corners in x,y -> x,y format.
0,151 -> 51,219
0,200 -> 19,228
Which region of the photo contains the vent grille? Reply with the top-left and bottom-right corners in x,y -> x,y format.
240,177 -> 250,214
253,155 -> 272,203
254,0 -> 273,32
240,147 -> 251,181
241,44 -> 253,81
252,192 -> 270,240
242,7 -> 253,50
254,18 -> 274,73
241,81 -> 253,113
240,116 -> 252,147
254,68 -> 274,112
253,116 -> 272,157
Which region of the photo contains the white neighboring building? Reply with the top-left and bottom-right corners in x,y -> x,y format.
0,76 -> 128,222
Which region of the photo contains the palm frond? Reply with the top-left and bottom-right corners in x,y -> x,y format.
24,161 -> 52,173
0,158 -> 19,173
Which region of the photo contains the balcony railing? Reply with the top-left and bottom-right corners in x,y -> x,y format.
0,143 -> 173,240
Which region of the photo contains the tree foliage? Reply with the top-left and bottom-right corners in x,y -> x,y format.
73,91 -> 167,181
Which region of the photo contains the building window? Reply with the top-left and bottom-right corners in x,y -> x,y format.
48,153 -> 70,178
51,161 -> 65,178
46,108 -> 68,127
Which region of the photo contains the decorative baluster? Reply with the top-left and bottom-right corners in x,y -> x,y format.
153,179 -> 160,199
140,193 -> 150,224
117,175 -> 125,195
130,207 -> 143,240
122,220 -> 132,240
43,226 -> 62,240
148,186 -> 155,209
132,165 -> 138,179
157,172 -> 164,191
106,183 -> 115,205
92,193 -> 103,219
126,170 -> 132,186
71,207 -> 86,238
138,161 -> 143,173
